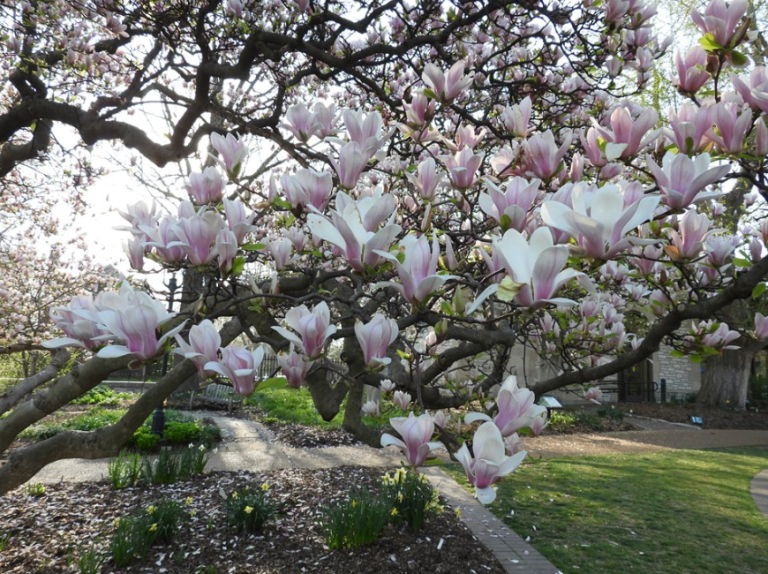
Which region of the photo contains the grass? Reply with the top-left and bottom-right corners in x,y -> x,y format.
244,386 -> 398,430
445,447 -> 768,574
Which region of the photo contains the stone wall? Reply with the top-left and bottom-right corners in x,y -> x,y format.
654,344 -> 701,398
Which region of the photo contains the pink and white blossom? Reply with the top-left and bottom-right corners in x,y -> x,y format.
205,346 -> 265,396
381,413 -> 441,467
355,313 -> 399,368
271,302 -> 337,359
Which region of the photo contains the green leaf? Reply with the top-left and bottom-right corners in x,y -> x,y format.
440,301 -> 454,316
698,33 -> 723,52
753,283 -> 767,299
422,88 -> 437,100
497,276 -> 522,302
396,349 -> 411,361
499,214 -> 512,231
730,50 -> 747,67
670,350 -> 687,358
231,256 -> 246,276
255,377 -> 289,392
241,243 -> 266,251
733,257 -> 752,268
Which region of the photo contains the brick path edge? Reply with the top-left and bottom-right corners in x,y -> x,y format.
422,468 -> 562,574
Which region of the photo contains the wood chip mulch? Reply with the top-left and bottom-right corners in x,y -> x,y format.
0,466 -> 506,574
621,402 -> 768,430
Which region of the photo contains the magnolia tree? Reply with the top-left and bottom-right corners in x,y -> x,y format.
1,0 -> 768,500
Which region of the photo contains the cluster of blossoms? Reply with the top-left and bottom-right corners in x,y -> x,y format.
38,0 -> 768,504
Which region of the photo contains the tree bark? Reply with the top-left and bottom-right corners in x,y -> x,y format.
697,349 -> 753,409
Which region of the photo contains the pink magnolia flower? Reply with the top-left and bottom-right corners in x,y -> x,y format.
646,152 -> 730,209
342,109 -> 386,155
124,237 -> 144,271
693,320 -> 740,350
583,387 -> 603,404
214,229 -> 238,274
665,211 -> 711,260
280,168 -> 334,211
405,157 -> 444,201
755,313 -> 768,340
169,210 -> 224,266
442,147 -> 484,189
445,125 -> 486,151
375,234 -> 457,304
380,378 -> 396,393
268,238 -> 294,270
664,103 -> 713,155
210,132 -> 247,174
44,295 -> 107,350
479,176 -> 541,231
205,346 -> 265,396
731,67 -> 768,114
591,107 -> 659,160
455,421 -> 527,504
271,302 -> 337,359
524,130 -> 572,179
362,400 -> 380,417
530,413 -> 548,435
756,118 -> 768,156
330,141 -> 370,190
355,313 -> 399,368
672,46 -> 710,94
95,304 -> 185,362
277,346 -> 312,388
403,93 -> 435,127
691,0 -> 748,49
501,97 -> 532,137
173,319 -> 221,377
541,184 -> 660,260
187,167 -> 225,204
707,102 -> 752,154
706,235 -> 740,266
503,433 -> 526,456
308,190 -> 401,272
381,413 -> 441,467
312,102 -> 337,139
282,103 -> 317,143
422,60 -> 473,103
143,218 -> 185,264
431,410 -> 450,429
465,376 -> 547,437
393,390 -> 412,411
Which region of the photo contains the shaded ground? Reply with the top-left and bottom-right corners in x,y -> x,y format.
0,467 -> 505,574
624,402 -> 768,430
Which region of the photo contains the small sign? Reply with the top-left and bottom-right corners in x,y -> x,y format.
690,415 -> 704,425
539,396 -> 563,409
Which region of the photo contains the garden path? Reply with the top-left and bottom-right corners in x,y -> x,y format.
20,412 -> 768,574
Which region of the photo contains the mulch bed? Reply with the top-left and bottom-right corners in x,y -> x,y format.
259,421 -> 362,449
622,402 -> 768,430
0,467 -> 505,574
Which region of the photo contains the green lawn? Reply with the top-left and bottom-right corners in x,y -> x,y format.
446,447 -> 768,574
244,386 -> 403,430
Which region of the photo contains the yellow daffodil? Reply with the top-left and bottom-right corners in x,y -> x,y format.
261,483 -> 270,491
147,505 -> 155,514
149,523 -> 158,532
244,506 -> 254,514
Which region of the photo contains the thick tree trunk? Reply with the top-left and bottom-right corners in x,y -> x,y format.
697,349 -> 753,409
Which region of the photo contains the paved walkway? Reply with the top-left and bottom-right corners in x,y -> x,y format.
21,412 -> 768,574
752,469 -> 768,521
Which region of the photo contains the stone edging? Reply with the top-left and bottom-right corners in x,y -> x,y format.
422,467 -> 562,574
751,468 -> 768,520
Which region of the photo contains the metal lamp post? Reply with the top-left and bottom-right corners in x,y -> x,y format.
150,274 -> 178,436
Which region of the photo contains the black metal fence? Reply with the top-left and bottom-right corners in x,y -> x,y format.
594,379 -> 658,403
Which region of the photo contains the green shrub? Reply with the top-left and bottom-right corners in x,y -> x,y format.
132,428 -> 160,451
179,444 -> 212,476
73,385 -> 133,405
110,500 -> 186,567
108,451 -> 141,489
225,486 -> 276,534
548,411 -> 604,432
320,488 -> 390,549
24,482 -> 46,497
381,468 -> 441,532
163,421 -> 202,444
199,424 -> 221,447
